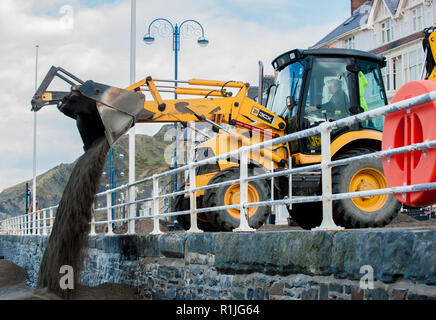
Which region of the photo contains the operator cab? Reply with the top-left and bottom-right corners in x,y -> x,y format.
266,48 -> 387,156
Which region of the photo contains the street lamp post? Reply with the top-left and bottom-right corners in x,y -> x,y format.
32,45 -> 39,214
104,149 -> 125,230
128,0 -> 136,234
143,18 -> 209,193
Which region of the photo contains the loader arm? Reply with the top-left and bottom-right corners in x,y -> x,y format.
131,77 -> 288,166
127,77 -> 286,132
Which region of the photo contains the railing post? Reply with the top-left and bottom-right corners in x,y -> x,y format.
36,211 -> 40,235
234,147 -> 256,232
20,216 -> 23,235
187,122 -> 203,234
42,210 -> 47,236
274,159 -> 288,226
127,186 -> 136,235
270,160 -> 275,222
49,208 -> 54,234
32,212 -> 37,235
90,203 -> 96,236
288,156 -> 293,211
106,192 -> 114,236
312,122 -> 344,231
151,174 -> 163,235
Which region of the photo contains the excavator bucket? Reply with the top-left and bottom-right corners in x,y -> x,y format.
31,66 -> 145,151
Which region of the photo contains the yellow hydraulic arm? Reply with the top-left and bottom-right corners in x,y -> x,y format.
126,76 -> 286,132
125,76 -> 287,165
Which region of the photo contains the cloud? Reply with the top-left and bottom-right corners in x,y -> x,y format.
0,0 -> 344,192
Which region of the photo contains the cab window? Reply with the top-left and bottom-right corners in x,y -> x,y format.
357,59 -> 387,131
269,60 -> 306,117
302,58 -> 352,128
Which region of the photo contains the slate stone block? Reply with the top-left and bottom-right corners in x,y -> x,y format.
137,234 -> 160,257
159,233 -> 186,258
319,283 -> 329,300
405,231 -> 436,285
329,283 -> 343,293
186,233 -> 215,255
365,288 -> 389,300
302,288 -> 318,300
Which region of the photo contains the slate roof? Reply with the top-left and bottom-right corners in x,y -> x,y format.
312,0 -> 404,48
384,0 -> 400,15
312,1 -> 374,48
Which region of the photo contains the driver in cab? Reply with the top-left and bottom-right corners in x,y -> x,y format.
306,78 -> 349,117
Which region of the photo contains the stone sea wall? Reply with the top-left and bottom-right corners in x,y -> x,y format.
1,229 -> 436,300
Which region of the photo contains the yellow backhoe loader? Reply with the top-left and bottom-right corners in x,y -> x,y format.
31,48 -> 401,231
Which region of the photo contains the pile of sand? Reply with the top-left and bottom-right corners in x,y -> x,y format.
0,259 -> 140,300
389,213 -> 419,225
0,260 -> 26,289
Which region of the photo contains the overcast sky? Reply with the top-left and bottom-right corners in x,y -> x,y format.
0,0 -> 350,192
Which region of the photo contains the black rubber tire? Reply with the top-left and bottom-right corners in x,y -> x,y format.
287,148 -> 401,230
287,202 -> 322,230
332,148 -> 401,228
173,188 -> 218,232
203,167 -> 271,231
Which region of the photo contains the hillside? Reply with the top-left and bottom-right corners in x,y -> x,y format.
0,125 -> 173,217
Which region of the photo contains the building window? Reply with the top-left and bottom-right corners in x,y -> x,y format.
382,59 -> 391,91
412,5 -> 424,32
344,36 -> 355,49
381,20 -> 393,44
381,57 -> 402,93
403,49 -> 423,82
392,58 -> 397,91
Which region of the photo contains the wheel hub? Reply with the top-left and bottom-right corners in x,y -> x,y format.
224,184 -> 260,219
349,168 -> 388,212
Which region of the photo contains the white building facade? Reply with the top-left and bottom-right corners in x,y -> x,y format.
313,0 -> 436,101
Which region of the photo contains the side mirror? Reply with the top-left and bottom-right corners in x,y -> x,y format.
349,106 -> 364,114
286,96 -> 297,109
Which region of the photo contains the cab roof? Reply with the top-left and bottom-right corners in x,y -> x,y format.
272,48 -> 386,71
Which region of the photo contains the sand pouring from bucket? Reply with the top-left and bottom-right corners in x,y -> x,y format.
31,66 -> 145,151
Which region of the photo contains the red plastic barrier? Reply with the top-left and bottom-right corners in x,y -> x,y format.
382,80 -> 436,207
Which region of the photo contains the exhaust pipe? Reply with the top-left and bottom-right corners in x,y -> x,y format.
31,66 -> 145,151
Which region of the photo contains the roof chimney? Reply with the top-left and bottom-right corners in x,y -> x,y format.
351,0 -> 367,14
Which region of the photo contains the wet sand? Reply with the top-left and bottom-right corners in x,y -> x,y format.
0,259 -> 140,300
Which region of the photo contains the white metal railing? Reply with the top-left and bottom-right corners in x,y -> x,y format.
2,89 -> 436,235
